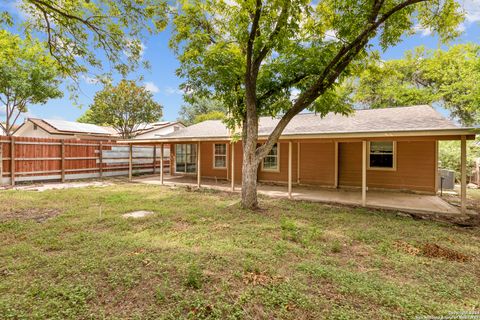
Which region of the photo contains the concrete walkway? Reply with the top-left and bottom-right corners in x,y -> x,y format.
136,175 -> 462,216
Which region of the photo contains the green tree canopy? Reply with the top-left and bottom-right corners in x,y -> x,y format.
0,30 -> 62,135
178,96 -> 226,125
351,43 -> 480,125
78,79 -> 163,138
171,0 -> 464,208
2,0 -> 168,81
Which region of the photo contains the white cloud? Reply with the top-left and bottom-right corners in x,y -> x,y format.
323,29 -> 340,42
413,24 -> 432,37
462,0 -> 480,23
82,75 -> 99,85
164,86 -> 183,95
144,82 -> 160,94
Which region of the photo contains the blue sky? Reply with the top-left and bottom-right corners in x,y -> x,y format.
3,0 -> 480,123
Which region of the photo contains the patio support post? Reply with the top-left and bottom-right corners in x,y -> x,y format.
160,143 -> 164,185
288,141 -> 292,199
334,141 -> 338,188
362,141 -> 367,206
231,142 -> 235,191
461,135 -> 467,213
128,144 -> 133,181
197,141 -> 201,188
297,142 -> 300,184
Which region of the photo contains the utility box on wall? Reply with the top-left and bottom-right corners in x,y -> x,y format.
438,169 -> 455,190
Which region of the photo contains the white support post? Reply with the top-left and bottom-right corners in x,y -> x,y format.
362,141 -> 367,207
334,141 -> 339,188
288,141 -> 292,199
197,141 -> 201,188
231,142 -> 235,191
461,136 -> 467,213
160,143 -> 164,185
128,144 -> 133,181
297,142 -> 300,184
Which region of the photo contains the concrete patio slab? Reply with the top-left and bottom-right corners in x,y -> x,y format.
136,175 -> 462,216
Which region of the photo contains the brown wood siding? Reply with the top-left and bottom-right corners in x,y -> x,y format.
338,142 -> 362,187
298,142 -> 335,186
258,142 -> 297,183
367,140 -> 436,193
338,141 -> 436,193
200,141 -> 228,180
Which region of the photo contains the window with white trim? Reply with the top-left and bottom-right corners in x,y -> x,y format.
262,143 -> 279,171
369,141 -> 395,169
213,143 -> 227,169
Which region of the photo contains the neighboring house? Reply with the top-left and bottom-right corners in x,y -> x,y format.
13,118 -> 119,140
0,123 -> 5,136
127,105 -> 476,202
132,121 -> 185,139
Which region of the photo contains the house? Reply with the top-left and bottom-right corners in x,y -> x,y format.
132,121 -> 185,139
13,118 -> 119,140
0,123 -> 5,136
124,105 -> 477,213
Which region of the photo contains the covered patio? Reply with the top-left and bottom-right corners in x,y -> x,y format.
135,175 -> 463,216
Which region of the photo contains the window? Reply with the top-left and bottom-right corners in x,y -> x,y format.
213,143 -> 227,169
262,143 -> 279,171
175,144 -> 197,173
369,141 -> 396,170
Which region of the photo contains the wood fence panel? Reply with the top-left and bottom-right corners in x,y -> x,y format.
0,135 -> 169,185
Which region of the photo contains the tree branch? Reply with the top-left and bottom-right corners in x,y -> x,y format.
257,0 -> 427,159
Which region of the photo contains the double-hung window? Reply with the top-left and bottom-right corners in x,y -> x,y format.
213,143 -> 227,169
368,141 -> 396,170
175,144 -> 197,173
261,143 -> 279,172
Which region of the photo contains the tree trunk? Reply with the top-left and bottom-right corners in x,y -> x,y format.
241,150 -> 259,209
241,89 -> 260,209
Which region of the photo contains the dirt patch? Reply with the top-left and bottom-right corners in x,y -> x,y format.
421,243 -> 471,262
242,271 -> 284,286
0,208 -> 61,223
394,240 -> 471,262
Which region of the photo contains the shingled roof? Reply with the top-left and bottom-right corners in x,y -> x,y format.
126,105 -> 475,143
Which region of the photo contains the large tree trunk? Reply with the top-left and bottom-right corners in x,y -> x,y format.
241,109 -> 261,209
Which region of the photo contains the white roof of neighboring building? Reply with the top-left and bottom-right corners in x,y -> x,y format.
42,119 -> 112,135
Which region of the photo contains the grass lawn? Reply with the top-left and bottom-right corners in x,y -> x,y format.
1,183 -> 479,319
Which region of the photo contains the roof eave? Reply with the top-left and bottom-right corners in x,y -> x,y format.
119,128 -> 478,144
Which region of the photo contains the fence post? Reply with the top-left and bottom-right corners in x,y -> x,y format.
0,142 -> 3,186
99,141 -> 103,178
10,137 -> 15,186
61,140 -> 65,182
153,145 -> 157,174
129,144 -> 133,181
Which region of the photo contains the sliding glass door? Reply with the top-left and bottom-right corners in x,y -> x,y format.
175,144 -> 197,173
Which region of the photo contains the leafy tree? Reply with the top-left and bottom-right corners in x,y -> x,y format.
2,0 -> 168,81
0,30 -> 62,136
78,80 -> 163,138
178,96 -> 226,125
439,140 -> 480,182
171,0 -> 463,209
351,44 -> 480,125
193,111 -> 226,124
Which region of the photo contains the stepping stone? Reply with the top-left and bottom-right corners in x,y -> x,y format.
123,211 -> 154,218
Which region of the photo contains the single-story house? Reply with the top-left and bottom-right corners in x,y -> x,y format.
132,121 -> 185,139
13,118 -> 119,140
124,105 -> 477,213
0,123 -> 6,136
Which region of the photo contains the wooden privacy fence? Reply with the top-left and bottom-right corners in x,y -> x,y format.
0,136 -> 169,186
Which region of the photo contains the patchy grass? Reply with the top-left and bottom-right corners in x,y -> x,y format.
0,183 -> 479,319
